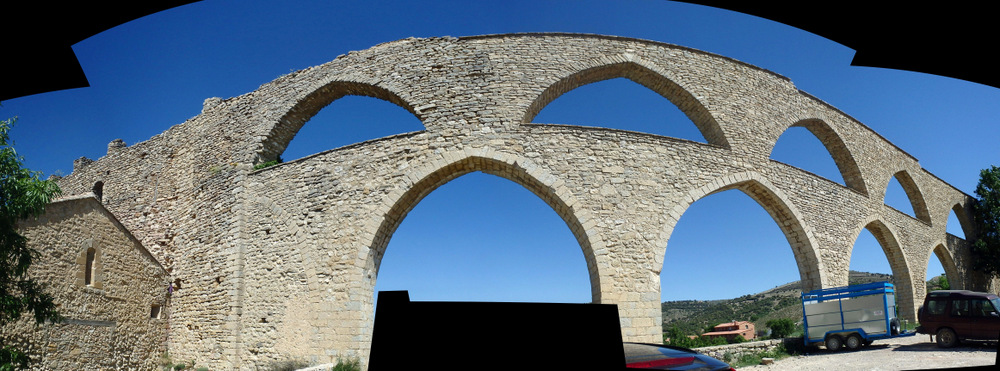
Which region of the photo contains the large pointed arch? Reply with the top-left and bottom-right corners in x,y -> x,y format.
770,118 -> 868,195
521,56 -> 730,148
257,80 -> 424,164
849,218 -> 918,321
885,170 -> 932,224
364,152 -> 605,303
664,171 -> 826,292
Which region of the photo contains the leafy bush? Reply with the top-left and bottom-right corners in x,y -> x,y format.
332,357 -> 362,371
766,318 -> 796,339
267,359 -> 309,371
727,343 -> 795,368
663,326 -> 729,348
254,156 -> 284,170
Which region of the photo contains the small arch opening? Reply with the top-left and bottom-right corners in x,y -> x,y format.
92,181 -> 104,202
768,119 -> 867,195
259,81 -> 423,164
523,61 -> 729,148
947,204 -> 971,240
281,95 -> 424,162
84,247 -> 96,286
533,77 -> 707,143
884,176 -> 915,218
770,127 -> 845,184
883,171 -> 931,224
926,250 -> 949,291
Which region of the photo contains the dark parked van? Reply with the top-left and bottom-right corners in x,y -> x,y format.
917,290 -> 1000,347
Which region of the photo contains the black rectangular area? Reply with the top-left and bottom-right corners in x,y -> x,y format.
369,291 -> 626,370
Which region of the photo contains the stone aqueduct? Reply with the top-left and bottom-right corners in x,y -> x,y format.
55,33 -> 983,368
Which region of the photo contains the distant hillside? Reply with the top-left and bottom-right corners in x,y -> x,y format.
661,271 -> 895,337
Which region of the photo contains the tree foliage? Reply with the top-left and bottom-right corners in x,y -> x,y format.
663,325 -> 729,348
0,117 -> 62,369
766,318 -> 796,339
972,165 -> 1000,277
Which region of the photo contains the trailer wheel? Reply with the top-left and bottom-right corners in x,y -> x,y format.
845,334 -> 863,350
825,335 -> 843,351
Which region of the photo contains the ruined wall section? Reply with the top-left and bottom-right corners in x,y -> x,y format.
47,80 -> 323,367
47,107 -> 249,366
5,195 -> 169,370
55,125 -> 189,272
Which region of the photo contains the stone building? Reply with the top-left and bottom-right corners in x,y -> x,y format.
701,321 -> 756,341
5,33 -> 992,369
4,194 -> 169,369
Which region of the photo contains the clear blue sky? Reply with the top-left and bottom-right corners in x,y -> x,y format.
5,1 -> 997,302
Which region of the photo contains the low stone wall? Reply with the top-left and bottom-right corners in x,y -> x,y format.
695,338 -> 795,361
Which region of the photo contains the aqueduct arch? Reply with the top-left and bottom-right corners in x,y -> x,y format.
52,33 -> 980,369
886,170 -> 933,224
664,171 -> 827,292
365,153 -> 606,302
522,58 -> 729,148
770,118 -> 869,195
930,242 -> 963,289
949,202 -> 976,239
849,219 -> 919,320
259,80 -> 423,164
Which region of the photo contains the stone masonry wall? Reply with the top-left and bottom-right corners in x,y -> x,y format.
4,195 -> 169,370
48,33 -> 979,369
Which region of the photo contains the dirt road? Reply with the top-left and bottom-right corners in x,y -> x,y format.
737,335 -> 997,370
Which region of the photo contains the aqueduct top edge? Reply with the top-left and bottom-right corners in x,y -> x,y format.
458,32 -> 792,83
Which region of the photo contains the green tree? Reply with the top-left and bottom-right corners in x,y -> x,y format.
0,117 -> 62,369
972,165 -> 1000,277
766,318 -> 796,339
938,275 -> 950,290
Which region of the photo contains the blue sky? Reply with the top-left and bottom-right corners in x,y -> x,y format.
5,1 -> 997,303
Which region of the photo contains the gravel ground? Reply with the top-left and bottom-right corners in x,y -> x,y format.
737,335 -> 997,370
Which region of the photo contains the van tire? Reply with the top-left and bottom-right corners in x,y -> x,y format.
936,328 -> 958,348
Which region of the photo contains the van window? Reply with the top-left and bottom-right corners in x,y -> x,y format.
927,299 -> 947,315
952,300 -> 971,316
971,299 -> 993,317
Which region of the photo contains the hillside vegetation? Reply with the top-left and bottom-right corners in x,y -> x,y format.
660,271 -> 938,339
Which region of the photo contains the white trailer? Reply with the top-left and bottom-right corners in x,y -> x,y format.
802,281 -> 915,350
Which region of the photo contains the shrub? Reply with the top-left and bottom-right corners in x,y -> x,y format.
728,342 -> 796,368
267,359 -> 309,371
332,357 -> 362,371
767,318 -> 796,339
254,156 -> 284,170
